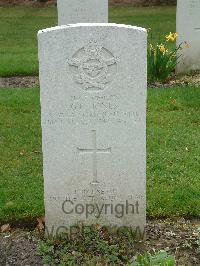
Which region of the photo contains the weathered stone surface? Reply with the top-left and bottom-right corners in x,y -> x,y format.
57,0 -> 108,25
38,24 -> 147,235
177,0 -> 200,73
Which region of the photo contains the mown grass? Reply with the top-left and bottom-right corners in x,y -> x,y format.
147,87 -> 200,217
0,87 -> 199,222
0,89 -> 43,220
0,6 -> 176,76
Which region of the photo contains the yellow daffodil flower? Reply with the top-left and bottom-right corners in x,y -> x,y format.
174,33 -> 178,39
165,32 -> 178,42
185,42 -> 190,48
158,44 -> 167,54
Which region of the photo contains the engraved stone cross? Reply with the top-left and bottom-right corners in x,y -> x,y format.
77,130 -> 111,184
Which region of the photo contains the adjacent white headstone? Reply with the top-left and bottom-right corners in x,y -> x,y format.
177,0 -> 200,73
38,23 -> 147,236
57,0 -> 108,25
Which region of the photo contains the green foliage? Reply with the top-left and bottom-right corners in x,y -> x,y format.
38,224 -> 136,265
38,228 -> 176,266
131,250 -> 176,266
147,33 -> 184,83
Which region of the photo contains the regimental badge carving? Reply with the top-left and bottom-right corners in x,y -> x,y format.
68,40 -> 117,91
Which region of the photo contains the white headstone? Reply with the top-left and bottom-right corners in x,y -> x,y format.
177,0 -> 200,73
57,0 -> 108,25
38,24 -> 147,236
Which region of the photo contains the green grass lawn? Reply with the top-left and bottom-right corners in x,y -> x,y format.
0,87 -> 199,222
0,6 -> 176,77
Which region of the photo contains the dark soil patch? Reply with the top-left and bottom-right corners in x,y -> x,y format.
0,219 -> 199,265
0,0 -> 176,7
0,76 -> 39,88
1,72 -> 200,89
150,72 -> 200,89
0,230 -> 43,266
0,0 -> 56,7
146,219 -> 200,265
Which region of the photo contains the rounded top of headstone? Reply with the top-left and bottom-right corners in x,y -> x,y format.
38,23 -> 147,37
